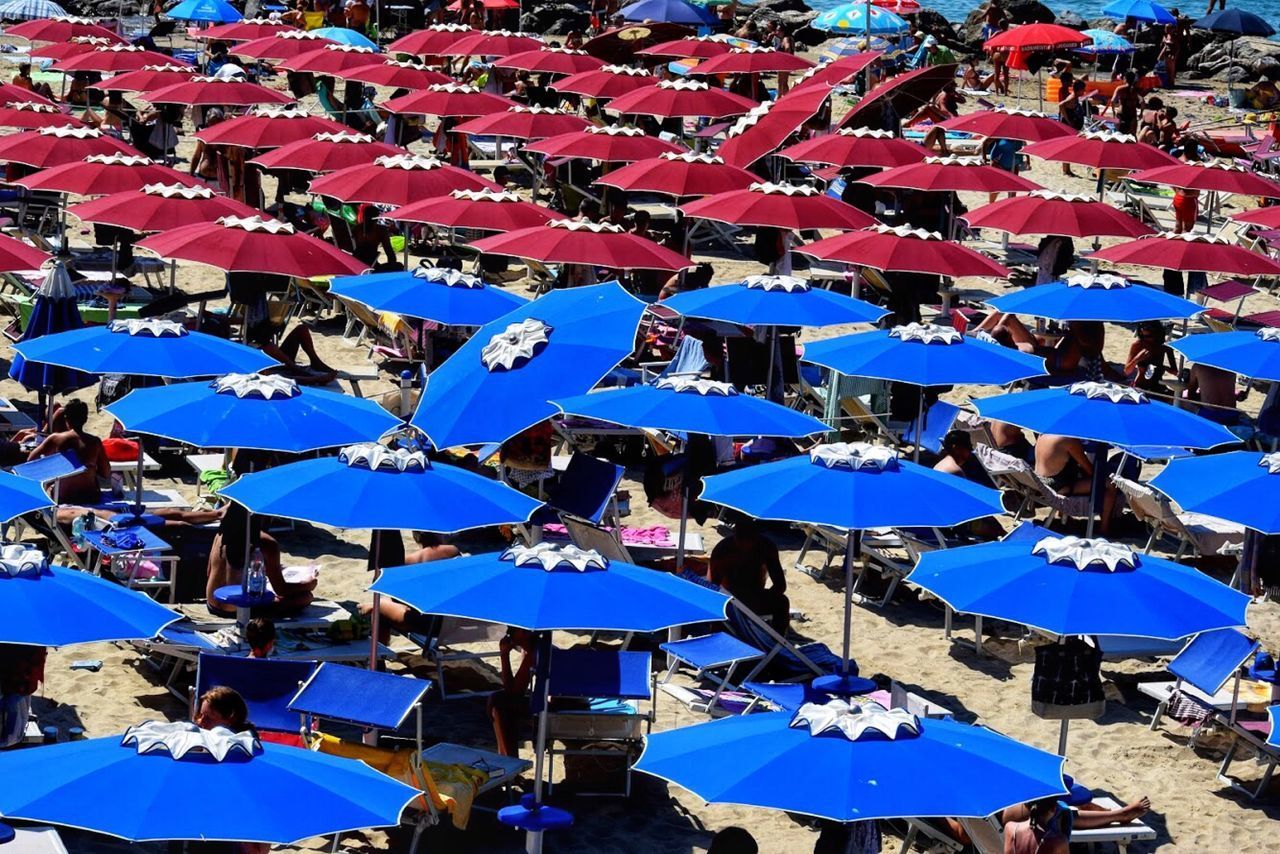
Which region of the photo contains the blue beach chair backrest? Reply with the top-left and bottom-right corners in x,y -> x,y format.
544,454 -> 625,525
287,662 -> 431,731
1169,629 -> 1261,696
549,648 -> 652,701
902,400 -> 961,455
10,450 -> 83,483
196,654 -> 317,734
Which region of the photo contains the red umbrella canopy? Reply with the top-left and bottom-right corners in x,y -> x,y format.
470,219 -> 694,271
692,47 -> 815,76
598,152 -> 757,197
137,214 -> 368,277
343,59 -> 451,89
279,44 -> 381,75
386,24 -> 476,56
452,106 -> 590,141
16,153 -> 199,196
198,19 -> 299,41
0,126 -> 136,169
1126,161 -> 1280,198
145,77 -> 295,106
390,188 -> 556,230
0,102 -> 84,130
637,36 -> 734,60
0,233 -> 52,272
779,127 -> 926,169
7,17 -> 127,44
551,64 -> 658,99
91,64 -> 198,94
31,36 -> 115,61
1021,130 -> 1177,171
0,82 -> 54,108
525,125 -> 685,162
939,108 -> 1076,144
859,155 -> 1042,193
495,48 -> 606,76
680,181 -> 877,231
798,223 -> 1012,278
792,53 -> 880,93
1089,233 -> 1280,276
53,45 -> 189,74
308,154 -> 500,206
194,105 -> 348,149
607,78 -> 758,119
249,131 -> 403,173
68,182 -> 257,231
231,31 -> 338,62
837,63 -> 956,131
963,191 -> 1154,239
984,23 -> 1090,51
1232,206 -> 1280,229
439,30 -> 545,58
718,82 -> 833,168
382,83 -> 516,117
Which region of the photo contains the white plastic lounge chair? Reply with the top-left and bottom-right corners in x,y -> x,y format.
974,444 -> 1091,526
1112,475 -> 1245,560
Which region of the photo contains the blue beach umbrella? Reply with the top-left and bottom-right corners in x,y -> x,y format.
987,273 -> 1204,322
1102,0 -> 1174,25
8,262 -> 91,400
620,0 -> 717,26
0,471 -> 54,524
0,0 -> 66,19
636,698 -> 1067,821
1194,8 -> 1275,37
662,274 -> 888,328
0,720 -> 418,844
105,373 -> 402,453
328,266 -> 528,326
812,4 -> 910,35
0,544 -> 179,646
311,26 -> 380,50
1151,450 -> 1280,534
908,530 -> 1248,639
12,318 -> 279,379
410,282 -> 646,450
1170,328 -> 1280,382
817,36 -> 897,63
166,0 -> 242,23
1075,29 -> 1136,55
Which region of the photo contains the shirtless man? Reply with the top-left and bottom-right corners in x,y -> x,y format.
1187,363 -> 1239,425
26,400 -> 109,506
1035,434 -> 1093,496
206,499 -> 315,617
710,517 -> 789,635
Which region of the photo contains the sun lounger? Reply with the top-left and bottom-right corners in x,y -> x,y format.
1144,629 -> 1262,744
528,453 -> 624,531
1070,796 -> 1159,852
193,653 -> 317,743
2,826 -> 70,854
412,615 -> 507,701
289,661 -> 431,750
1218,704 -> 1280,799
973,444 -> 1091,526
1112,475 -> 1245,560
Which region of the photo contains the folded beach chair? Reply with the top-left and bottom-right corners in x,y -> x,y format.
192,653 -> 318,745
410,616 -> 508,701
973,444 -> 1091,527
529,453 -> 625,532
1218,704 -> 1280,799
901,400 -> 963,457
1112,475 -> 1245,560
288,661 -> 431,743
1143,629 -> 1261,745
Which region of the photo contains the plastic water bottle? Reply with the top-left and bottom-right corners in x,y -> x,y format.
247,548 -> 266,599
71,515 -> 86,551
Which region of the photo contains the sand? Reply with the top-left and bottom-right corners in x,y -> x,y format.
1,30 -> 1279,853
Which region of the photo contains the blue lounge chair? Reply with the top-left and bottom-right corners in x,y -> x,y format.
1218,705 -> 1280,800
901,400 -> 962,457
530,453 -> 625,529
192,653 -> 317,739
1145,629 -> 1261,743
288,662 -> 431,743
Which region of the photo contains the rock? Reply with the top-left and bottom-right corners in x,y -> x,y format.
519,2 -> 590,36
1056,11 -> 1087,29
73,0 -> 147,16
1227,64 -> 1252,83
752,0 -> 813,14
959,0 -> 1057,47
1187,35 -> 1280,82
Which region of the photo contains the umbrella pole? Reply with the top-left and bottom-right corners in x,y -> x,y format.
913,389 -> 923,464
764,327 -> 777,403
840,529 -> 861,674
1085,442 -> 1105,538
369,534 -> 382,670
526,633 -> 553,854
1057,718 -> 1070,756
676,488 -> 689,572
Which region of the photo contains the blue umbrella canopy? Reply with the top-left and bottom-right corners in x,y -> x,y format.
105,373 -> 401,453
0,470 -> 55,523
662,274 -> 888,328
700,442 -> 1005,530
801,323 -> 1047,387
1102,0 -> 1174,24
167,0 -> 242,22
908,530 -> 1248,639
621,0 -> 716,25
328,266 -> 528,327
13,318 -> 279,379
410,282 -> 646,450
372,543 -> 729,633
812,3 -> 910,35
1075,29 -> 1135,55
219,442 -> 541,532
0,721 -> 418,843
9,262 -> 90,395
1170,328 -> 1280,382
311,26 -> 380,49
987,273 -> 1203,323
0,0 -> 66,19
552,376 -> 828,438
636,698 -> 1067,821
973,381 -> 1238,450
1151,450 -> 1280,534
1194,8 -> 1275,36
0,544 -> 179,646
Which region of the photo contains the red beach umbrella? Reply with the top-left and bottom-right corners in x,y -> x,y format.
279,44 -> 381,75
90,64 -> 198,93
0,103 -> 84,130
717,82 -> 833,168
874,0 -> 921,11
637,37 -> 734,60
16,154 -> 199,196
138,215 -> 369,277
1089,233 -> 1280,276
0,233 -> 52,271
231,32 -> 338,62
692,47 -> 814,76
194,106 -> 348,149
249,132 -> 403,174
963,191 -> 1154,239
859,156 -> 1042,193
453,107 -> 590,141
524,125 -> 684,162
7,17 -> 127,45
495,48 -> 606,76
438,31 -> 545,58
1021,130 -> 1177,171
938,108 -> 1076,143
386,24 -> 476,56
680,182 -> 876,231
837,64 -> 956,131
792,53 -> 881,93
778,127 -> 926,169
382,83 -> 516,118
199,19 -> 299,41
470,219 -> 693,271
145,77 -> 295,107
607,79 -> 758,118
390,188 -> 556,231
1232,206 -> 1280,229
0,82 -> 54,108
598,152 -> 757,197
31,36 -> 115,61
308,154 -> 500,206
798,224 -> 1012,277
1126,162 -> 1280,198
0,126 -> 136,169
551,65 -> 658,99
342,59 -> 451,89
67,183 -> 257,231
54,46 -> 187,74
984,24 -> 1090,51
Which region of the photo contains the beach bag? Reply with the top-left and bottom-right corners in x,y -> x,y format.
1030,638 -> 1105,720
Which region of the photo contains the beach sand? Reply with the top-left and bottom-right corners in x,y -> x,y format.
2,33 -> 1279,853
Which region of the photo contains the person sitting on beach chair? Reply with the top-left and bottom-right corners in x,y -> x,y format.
710,517 -> 790,636
248,321 -> 339,386
26,400 -> 110,506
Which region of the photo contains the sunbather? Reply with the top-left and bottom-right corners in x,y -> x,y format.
934,430 -> 994,488
360,530 -> 460,639
194,685 -> 253,735
1035,434 -> 1094,497
711,518 -> 790,636
249,323 -> 338,386
1002,794 -> 1151,829
27,400 -> 110,506
245,618 -> 275,659
1185,364 -> 1241,426
976,314 -> 1110,380
1003,797 -> 1070,854
205,501 -> 315,618
488,628 -> 535,757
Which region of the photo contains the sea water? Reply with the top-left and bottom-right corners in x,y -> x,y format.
806,0 -> 1280,30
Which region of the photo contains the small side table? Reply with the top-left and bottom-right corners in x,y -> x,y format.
213,585 -> 277,634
